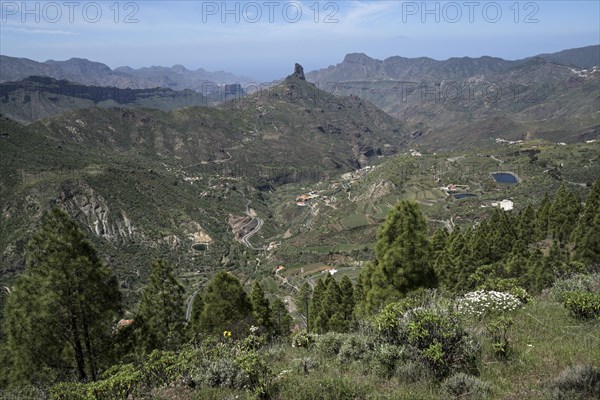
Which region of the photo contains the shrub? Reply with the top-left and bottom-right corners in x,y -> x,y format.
337,334 -> 373,364
550,365 -> 600,400
372,344 -> 404,378
549,273 -> 600,302
241,333 -> 266,351
291,331 -> 315,349
396,360 -> 432,384
316,332 -> 346,357
235,351 -> 275,399
50,382 -> 92,400
486,316 -> 513,360
291,356 -> 320,375
478,278 -> 531,303
399,308 -> 480,380
199,358 -> 245,389
91,363 -> 142,399
1,386 -> 47,400
456,290 -> 522,319
140,350 -> 185,388
561,291 -> 600,320
373,301 -> 413,344
442,373 -> 492,400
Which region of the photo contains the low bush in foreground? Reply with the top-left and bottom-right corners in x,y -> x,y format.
550,364 -> 600,400
441,373 -> 492,400
561,291 -> 600,320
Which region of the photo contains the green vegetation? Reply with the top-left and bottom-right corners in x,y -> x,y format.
0,193 -> 599,398
1,209 -> 121,386
136,259 -> 186,354
0,66 -> 599,398
358,201 -> 436,314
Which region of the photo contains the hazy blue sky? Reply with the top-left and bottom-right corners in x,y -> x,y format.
1,1 -> 599,80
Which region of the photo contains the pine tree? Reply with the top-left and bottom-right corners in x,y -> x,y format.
504,240 -> 530,286
309,279 -> 327,333
250,282 -> 273,335
572,178 -> 600,265
549,184 -> 582,244
353,273 -> 365,316
271,298 -> 293,337
544,241 -> 566,279
573,212 -> 600,266
486,209 -> 518,263
136,259 -> 186,354
535,192 -> 552,240
189,292 -> 204,339
295,282 -> 312,330
526,249 -> 548,293
431,227 -> 449,258
199,271 -> 253,337
322,275 -> 347,332
339,276 -> 355,323
2,208 -> 121,385
362,201 -> 436,313
436,228 -> 468,291
517,205 -> 536,245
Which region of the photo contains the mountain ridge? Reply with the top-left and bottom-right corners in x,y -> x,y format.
0,55 -> 256,91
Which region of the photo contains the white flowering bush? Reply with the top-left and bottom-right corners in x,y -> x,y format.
456,290 -> 522,319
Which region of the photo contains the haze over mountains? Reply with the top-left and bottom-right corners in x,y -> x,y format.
2,45 -> 598,148
0,55 -> 256,90
306,45 -> 600,149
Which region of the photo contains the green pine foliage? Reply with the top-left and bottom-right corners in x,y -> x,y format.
189,292 -> 204,339
136,259 -> 186,354
1,208 -> 121,385
572,178 -> 600,265
339,276 -> 355,324
271,298 -> 293,337
250,282 -> 274,336
549,184 -> 583,244
360,201 -> 436,313
198,271 -> 253,337
295,282 -> 312,330
309,279 -> 327,333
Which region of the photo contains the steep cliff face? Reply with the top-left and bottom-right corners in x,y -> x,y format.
57,181 -> 135,241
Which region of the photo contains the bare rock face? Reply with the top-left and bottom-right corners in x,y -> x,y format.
57,181 -> 135,241
291,63 -> 305,80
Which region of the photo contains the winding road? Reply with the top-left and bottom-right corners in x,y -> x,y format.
185,290 -> 198,321
238,200 -> 265,251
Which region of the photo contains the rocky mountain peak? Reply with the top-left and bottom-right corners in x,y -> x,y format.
291,63 -> 305,80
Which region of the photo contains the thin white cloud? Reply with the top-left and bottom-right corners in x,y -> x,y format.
2,26 -> 79,35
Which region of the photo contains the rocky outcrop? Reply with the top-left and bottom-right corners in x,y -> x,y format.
289,63 -> 306,80
57,181 -> 135,241
183,221 -> 213,243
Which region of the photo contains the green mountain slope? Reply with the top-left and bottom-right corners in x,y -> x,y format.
307,49 -> 600,150
0,76 -> 209,123
0,70 -> 410,304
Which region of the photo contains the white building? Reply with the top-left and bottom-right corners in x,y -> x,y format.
500,199 -> 514,211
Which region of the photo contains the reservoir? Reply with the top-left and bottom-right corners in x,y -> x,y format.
492,172 -> 519,184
